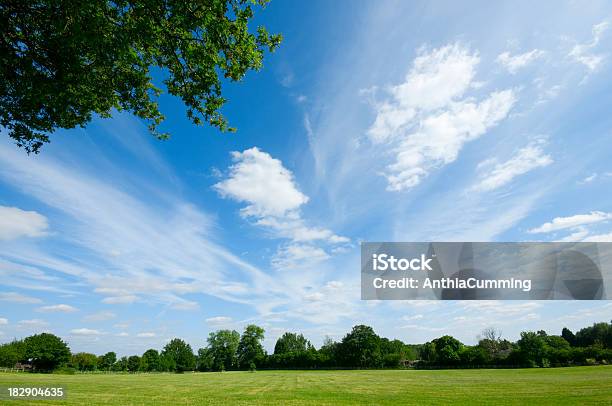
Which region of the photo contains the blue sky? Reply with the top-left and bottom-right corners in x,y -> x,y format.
1,0 -> 612,355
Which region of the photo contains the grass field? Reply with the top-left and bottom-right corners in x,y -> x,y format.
1,366 -> 611,405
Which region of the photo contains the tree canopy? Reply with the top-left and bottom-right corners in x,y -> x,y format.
0,0 -> 282,153
237,324 -> 265,368
207,329 -> 240,371
23,333 -> 71,371
161,338 -> 195,372
274,332 -> 312,355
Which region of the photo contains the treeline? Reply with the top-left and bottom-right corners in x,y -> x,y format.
0,321 -> 610,372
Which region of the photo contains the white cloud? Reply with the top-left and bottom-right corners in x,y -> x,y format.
116,332 -> 129,337
136,332 -> 156,338
473,140 -> 553,192
402,314 -> 424,321
386,90 -> 516,191
569,21 -> 609,71
529,211 -> 612,233
0,206 -> 48,240
496,50 -> 544,74
0,291 -> 42,304
83,311 -> 116,322
37,304 -> 78,313
18,319 -> 49,328
583,233 -> 612,242
579,173 -> 598,184
0,138 -> 283,316
367,43 -> 516,191
271,244 -> 330,270
214,147 -> 308,218
368,43 -> 479,143
0,318 -> 7,325
215,147 -> 349,269
71,328 -> 103,336
557,228 -> 590,242
102,295 -> 138,304
205,316 -> 233,326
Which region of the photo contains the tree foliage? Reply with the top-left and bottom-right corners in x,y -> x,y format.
161,338 -> 195,372
71,352 -> 98,371
237,324 -> 265,368
274,332 -> 312,355
97,351 -> 117,371
0,0 -> 282,153
338,325 -> 382,368
207,329 -> 240,371
0,339 -> 26,368
23,333 -> 70,371
141,349 -> 160,372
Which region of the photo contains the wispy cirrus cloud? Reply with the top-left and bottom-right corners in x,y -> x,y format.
0,291 -> 42,304
0,206 -> 48,241
528,211 -> 612,233
569,21 -> 609,72
497,49 -> 545,74
473,139 -> 553,192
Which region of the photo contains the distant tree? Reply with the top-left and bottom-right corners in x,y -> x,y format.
480,327 -> 502,342
0,0 -> 282,153
419,342 -> 437,364
274,332 -> 312,355
127,355 -> 141,372
71,352 -> 98,371
141,349 -> 160,372
207,329 -> 240,371
431,336 -> 464,366
0,339 -> 26,368
380,338 -> 408,368
237,325 -> 266,369
196,348 -> 214,372
338,325 -> 382,368
162,338 -> 195,372
318,336 -> 338,367
517,331 -> 547,367
575,322 -> 611,348
158,353 -> 176,372
23,333 -> 70,371
113,356 -> 128,372
561,327 -> 576,347
97,351 -> 117,371
460,346 -> 488,366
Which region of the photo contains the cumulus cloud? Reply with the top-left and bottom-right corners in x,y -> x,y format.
367,43 -> 516,191
214,147 -> 308,218
496,49 -> 544,74
0,291 -> 42,304
215,147 -> 349,269
569,21 -> 609,71
0,318 -> 7,325
529,211 -> 612,233
473,139 -> 553,192
0,206 -> 48,240
37,304 -> 78,313
71,328 -> 103,336
136,332 -> 156,338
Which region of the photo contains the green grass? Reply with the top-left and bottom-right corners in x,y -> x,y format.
1,367 -> 611,405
